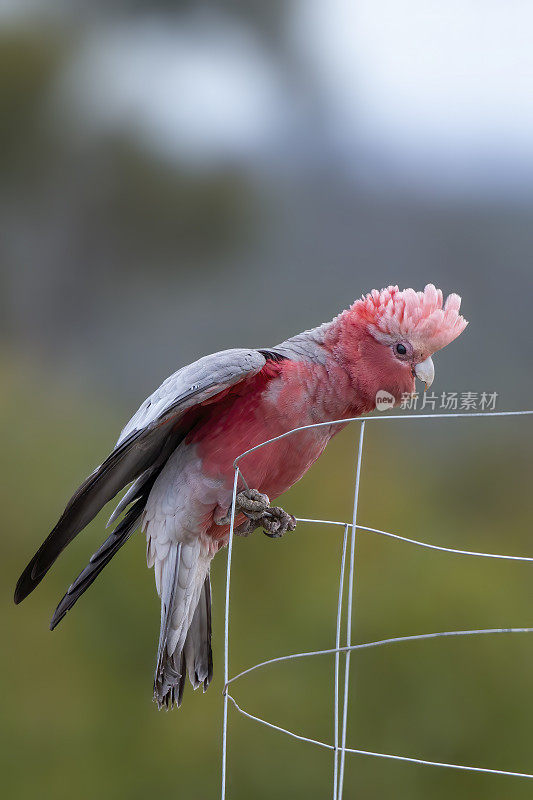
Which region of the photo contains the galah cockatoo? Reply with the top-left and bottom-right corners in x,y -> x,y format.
15,284 -> 467,708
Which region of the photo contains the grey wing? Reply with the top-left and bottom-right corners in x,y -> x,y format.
15,348 -> 266,604
116,348 -> 265,445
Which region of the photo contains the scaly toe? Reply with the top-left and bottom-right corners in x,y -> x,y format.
236,489 -> 270,517
262,507 -> 297,538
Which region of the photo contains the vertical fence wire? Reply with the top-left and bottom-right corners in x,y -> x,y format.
337,421 -> 366,799
221,467 -> 240,800
333,524 -> 349,799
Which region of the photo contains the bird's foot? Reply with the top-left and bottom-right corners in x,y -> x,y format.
260,505 -> 297,539
235,488 -> 271,518
235,489 -> 296,538
217,488 -> 296,539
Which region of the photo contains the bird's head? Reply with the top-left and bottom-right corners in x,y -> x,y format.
330,284 -> 468,410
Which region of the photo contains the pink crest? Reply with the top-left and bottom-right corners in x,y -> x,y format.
355,284 -> 468,354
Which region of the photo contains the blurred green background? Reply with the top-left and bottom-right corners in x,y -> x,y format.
2,2 -> 533,799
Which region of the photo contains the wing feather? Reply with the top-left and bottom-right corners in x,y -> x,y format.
14,348 -> 266,604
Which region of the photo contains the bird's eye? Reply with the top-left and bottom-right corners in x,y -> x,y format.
395,343 -> 407,355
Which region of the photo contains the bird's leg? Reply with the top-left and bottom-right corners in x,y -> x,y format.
216,488 -> 297,539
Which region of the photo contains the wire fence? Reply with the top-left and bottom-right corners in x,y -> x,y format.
220,410 -> 533,799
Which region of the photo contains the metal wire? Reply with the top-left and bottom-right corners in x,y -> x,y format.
220,467 -> 240,800
333,525 -> 348,800
225,693 -> 533,780
232,410 -> 532,469
221,410 -> 533,798
337,421 -> 365,798
225,626 -> 533,688
296,519 -> 533,562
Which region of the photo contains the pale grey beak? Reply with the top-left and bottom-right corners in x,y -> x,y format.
414,356 -> 435,390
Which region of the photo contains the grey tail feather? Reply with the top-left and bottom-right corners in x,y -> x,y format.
184,573 -> 213,691
154,571 -> 213,710
49,497 -> 144,630
153,543 -> 181,709
49,465 -> 164,630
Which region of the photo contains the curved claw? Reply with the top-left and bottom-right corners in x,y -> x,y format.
262,508 -> 297,539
